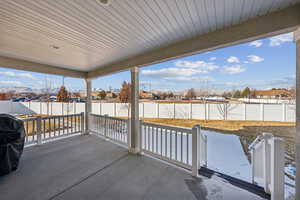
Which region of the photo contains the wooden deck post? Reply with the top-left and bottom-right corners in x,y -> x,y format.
129,67 -> 141,154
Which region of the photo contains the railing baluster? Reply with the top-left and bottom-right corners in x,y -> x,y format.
170,130 -> 172,159
181,132 -> 183,163
175,131 -> 178,161
187,134 -> 189,165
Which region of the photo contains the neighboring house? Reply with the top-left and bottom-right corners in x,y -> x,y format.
252,89 -> 292,99
139,90 -> 152,99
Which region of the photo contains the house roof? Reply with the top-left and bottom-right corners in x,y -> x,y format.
252,89 -> 292,96
0,1 -> 300,79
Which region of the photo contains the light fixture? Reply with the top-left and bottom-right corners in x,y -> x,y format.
50,45 -> 60,50
96,0 -> 111,6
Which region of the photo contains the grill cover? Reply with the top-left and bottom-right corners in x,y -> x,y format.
0,114 -> 25,176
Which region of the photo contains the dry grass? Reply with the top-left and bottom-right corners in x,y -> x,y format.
142,118 -> 294,131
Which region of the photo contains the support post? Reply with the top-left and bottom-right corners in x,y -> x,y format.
270,137 -> 284,200
129,67 -> 141,154
192,125 -> 201,177
295,28 -> 300,198
85,79 -> 92,135
36,116 -> 42,145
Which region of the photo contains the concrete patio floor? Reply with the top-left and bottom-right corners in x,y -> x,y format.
0,135 -> 268,200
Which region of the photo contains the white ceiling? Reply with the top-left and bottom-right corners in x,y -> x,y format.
0,0 -> 299,73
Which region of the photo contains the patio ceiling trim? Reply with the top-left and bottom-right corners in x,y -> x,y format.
0,56 -> 87,78
87,4 -> 300,79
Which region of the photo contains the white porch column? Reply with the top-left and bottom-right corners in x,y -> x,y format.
295,28 -> 300,198
85,79 -> 92,135
129,67 -> 141,154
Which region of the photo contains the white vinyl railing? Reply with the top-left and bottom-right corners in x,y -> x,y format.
88,114 -> 208,175
249,133 -> 285,200
141,122 -> 194,169
22,113 -> 84,146
89,114 -> 128,145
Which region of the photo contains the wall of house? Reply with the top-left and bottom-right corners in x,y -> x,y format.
0,101 -> 296,122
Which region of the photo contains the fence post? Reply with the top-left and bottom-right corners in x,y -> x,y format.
173,103 -> 176,119
157,103 -> 160,118
190,103 -> 192,119
263,133 -> 272,193
270,137 -> 284,200
143,103 -> 145,118
192,125 -> 201,177
114,102 -> 117,117
282,104 -> 286,122
36,116 -> 42,145
244,104 -> 247,120
81,112 -> 85,135
260,104 -> 264,121
207,104 -> 210,120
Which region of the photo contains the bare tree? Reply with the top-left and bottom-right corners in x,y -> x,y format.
217,103 -> 238,120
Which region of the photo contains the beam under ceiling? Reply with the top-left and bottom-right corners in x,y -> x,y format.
0,56 -> 87,79
87,4 -> 300,79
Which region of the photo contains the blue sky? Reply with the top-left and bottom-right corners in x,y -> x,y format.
0,32 -> 296,92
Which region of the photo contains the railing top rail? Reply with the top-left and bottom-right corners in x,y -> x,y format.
142,121 -> 193,134
19,117 -> 37,122
20,113 -> 83,122
89,113 -> 127,122
41,113 -> 82,120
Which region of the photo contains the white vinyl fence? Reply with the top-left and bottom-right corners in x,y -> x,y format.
0,101 -> 296,122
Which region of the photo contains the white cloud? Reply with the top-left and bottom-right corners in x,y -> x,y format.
141,60 -> 219,83
227,56 -> 239,63
221,65 -> 245,75
174,60 -> 218,71
0,71 -> 36,79
0,80 -> 22,85
209,57 -> 216,61
142,67 -> 206,78
164,76 -> 214,82
247,55 -> 264,62
244,61 -> 249,64
269,32 -> 293,46
249,40 -> 263,47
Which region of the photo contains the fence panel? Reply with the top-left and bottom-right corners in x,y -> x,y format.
191,104 -> 206,120
116,103 -> 129,117
245,104 -> 261,120
227,104 -> 244,120
175,104 -> 191,119
142,103 -> 157,118
264,104 -> 282,121
286,104 -> 296,122
159,103 -> 174,118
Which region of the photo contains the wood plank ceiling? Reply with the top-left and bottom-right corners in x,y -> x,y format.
0,0 -> 299,73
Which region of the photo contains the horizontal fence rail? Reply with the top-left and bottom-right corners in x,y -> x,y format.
89,114 -> 128,145
22,113 -> 84,146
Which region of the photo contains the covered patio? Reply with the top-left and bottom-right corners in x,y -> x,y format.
1,0 -> 300,199
0,134 -> 268,200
